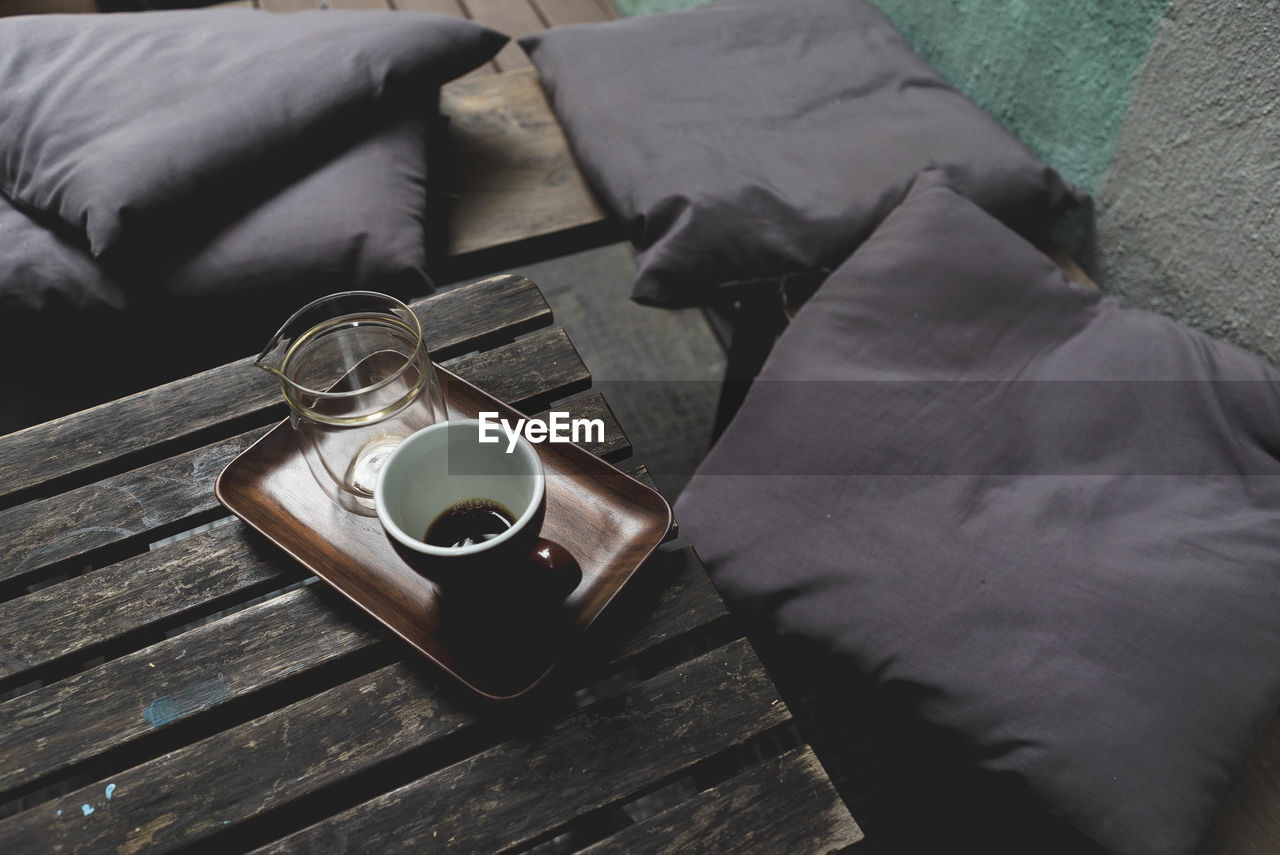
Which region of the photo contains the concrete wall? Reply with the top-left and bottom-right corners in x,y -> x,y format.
1091,0 -> 1280,361
618,0 -> 1280,365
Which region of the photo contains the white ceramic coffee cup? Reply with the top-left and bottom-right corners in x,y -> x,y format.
374,419 -> 578,596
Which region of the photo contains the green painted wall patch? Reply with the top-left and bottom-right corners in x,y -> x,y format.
868,0 -> 1173,193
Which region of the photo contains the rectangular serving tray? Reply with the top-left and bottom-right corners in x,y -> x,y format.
215,365 -> 672,700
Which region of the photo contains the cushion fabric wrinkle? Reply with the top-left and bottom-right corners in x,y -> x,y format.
153,115 -> 430,300
0,196 -> 124,312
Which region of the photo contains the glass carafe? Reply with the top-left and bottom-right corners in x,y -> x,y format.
255,291 -> 447,516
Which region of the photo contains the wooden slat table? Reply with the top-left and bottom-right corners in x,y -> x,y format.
0,274 -> 863,854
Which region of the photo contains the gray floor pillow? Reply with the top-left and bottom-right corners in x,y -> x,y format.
677,170 -> 1280,855
0,9 -> 505,312
521,0 -> 1085,307
0,9 -> 504,263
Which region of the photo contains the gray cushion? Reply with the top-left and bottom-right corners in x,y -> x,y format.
0,10 -> 504,314
521,0 -> 1085,307
676,170 -> 1280,854
0,9 -> 504,262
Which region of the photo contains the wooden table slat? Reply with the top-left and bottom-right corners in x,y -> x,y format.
0,393 -> 630,687
389,0 -> 467,14
0,275 -> 552,506
593,544 -> 726,663
0,587 -> 381,799
1,327 -> 588,587
253,638 -> 785,855
1,661 -> 471,855
579,747 -> 864,854
441,325 -> 590,411
529,391 -> 629,462
0,521 -> 295,687
0,548 -> 726,855
0,428 -> 270,589
1,623 -> 752,855
0,546 -> 726,808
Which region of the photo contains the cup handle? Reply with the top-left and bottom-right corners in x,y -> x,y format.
526,538 -> 581,599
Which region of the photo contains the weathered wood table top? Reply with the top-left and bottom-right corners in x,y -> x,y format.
0,6 -> 863,852
0,274 -> 863,854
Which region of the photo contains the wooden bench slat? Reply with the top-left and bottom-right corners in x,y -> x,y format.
579,747 -> 864,854
0,546 -> 726,806
441,69 -> 608,258
257,0 -> 319,10
253,639 -> 786,855
532,0 -> 615,27
0,393 -> 630,687
0,275 -> 551,506
390,0 -> 467,14
1,326 -> 588,587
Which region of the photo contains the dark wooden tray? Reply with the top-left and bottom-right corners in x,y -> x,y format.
215,366 -> 672,700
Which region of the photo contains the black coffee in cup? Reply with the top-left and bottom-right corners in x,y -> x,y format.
424,498 -> 516,549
